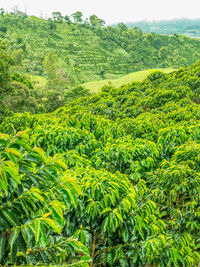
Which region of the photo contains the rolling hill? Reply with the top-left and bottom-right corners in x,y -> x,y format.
1,12 -> 200,85
82,67 -> 175,92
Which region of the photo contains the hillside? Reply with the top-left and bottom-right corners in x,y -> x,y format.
1,12 -> 200,85
82,67 -> 175,92
1,61 -> 200,266
124,18 -> 200,38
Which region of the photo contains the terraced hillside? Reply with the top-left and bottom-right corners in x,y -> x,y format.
1,12 -> 200,84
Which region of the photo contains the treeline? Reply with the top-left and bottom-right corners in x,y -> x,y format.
0,7 -> 106,27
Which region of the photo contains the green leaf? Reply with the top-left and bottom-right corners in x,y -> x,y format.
69,239 -> 90,256
107,252 -> 114,266
35,218 -> 40,243
41,217 -> 62,234
2,208 -> 20,226
49,200 -> 64,227
9,227 -> 20,252
3,161 -> 20,186
22,225 -> 33,245
0,169 -> 8,196
114,211 -> 124,223
32,147 -> 47,162
39,223 -> 48,247
101,207 -> 112,214
28,188 -> 45,203
0,236 -> 6,261
5,147 -> 23,158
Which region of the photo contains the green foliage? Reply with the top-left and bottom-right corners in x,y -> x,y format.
0,42 -> 11,88
1,11 -> 200,85
1,60 -> 200,266
71,11 -> 83,23
82,68 -> 175,93
65,86 -> 92,103
2,12 -> 200,266
0,131 -> 90,266
0,44 -> 42,121
89,15 -> 105,27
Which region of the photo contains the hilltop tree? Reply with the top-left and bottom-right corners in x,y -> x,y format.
71,11 -> 83,23
0,8 -> 5,16
89,15 -> 105,27
117,22 -> 128,32
52,11 -> 63,21
64,15 -> 71,24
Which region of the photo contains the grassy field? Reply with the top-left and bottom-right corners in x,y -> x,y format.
82,68 -> 176,93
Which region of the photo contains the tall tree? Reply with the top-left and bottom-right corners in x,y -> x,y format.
71,11 -> 83,23
89,15 -> 105,27
64,15 -> 71,24
52,11 -> 63,21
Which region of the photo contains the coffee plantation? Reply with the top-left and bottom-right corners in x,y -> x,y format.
1,61 -> 200,266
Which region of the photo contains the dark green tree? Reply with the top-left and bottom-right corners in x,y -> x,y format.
64,15 -> 71,23
0,8 -> 5,16
117,22 -> 128,32
52,11 -> 63,21
71,11 -> 83,23
89,15 -> 105,27
47,18 -> 57,30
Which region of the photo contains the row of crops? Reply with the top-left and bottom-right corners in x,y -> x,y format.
1,61 -> 200,266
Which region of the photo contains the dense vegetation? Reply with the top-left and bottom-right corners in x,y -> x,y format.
125,18 -> 200,37
1,10 -> 200,86
82,68 -> 175,92
0,39 -> 91,121
2,10 -> 200,121
1,9 -> 200,266
1,59 -> 200,266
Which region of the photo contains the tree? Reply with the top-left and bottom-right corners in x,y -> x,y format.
117,22 -> 128,32
71,11 -> 83,23
159,46 -> 168,59
64,85 -> 92,103
0,43 -> 11,89
42,52 -> 69,110
89,15 -> 105,27
64,15 -> 71,24
0,26 -> 7,33
0,8 -> 5,16
47,18 -> 57,30
52,11 -> 63,21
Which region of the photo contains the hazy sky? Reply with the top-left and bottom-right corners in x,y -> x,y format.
1,0 -> 200,23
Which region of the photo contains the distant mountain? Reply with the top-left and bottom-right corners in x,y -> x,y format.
119,18 -> 200,37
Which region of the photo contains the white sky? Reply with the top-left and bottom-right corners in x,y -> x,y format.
0,0 -> 200,24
